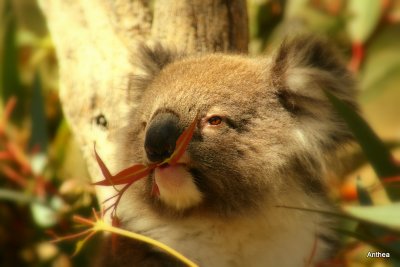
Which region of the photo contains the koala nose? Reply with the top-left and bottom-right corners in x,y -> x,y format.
145,112 -> 181,163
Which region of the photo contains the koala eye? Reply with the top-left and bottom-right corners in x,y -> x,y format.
208,116 -> 222,126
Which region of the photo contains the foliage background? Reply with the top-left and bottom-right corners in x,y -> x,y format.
0,0 -> 399,266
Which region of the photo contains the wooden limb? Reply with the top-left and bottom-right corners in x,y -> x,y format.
152,0 -> 248,53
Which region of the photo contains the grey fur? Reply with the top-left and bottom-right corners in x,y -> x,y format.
104,36 -> 357,266
128,43 -> 185,100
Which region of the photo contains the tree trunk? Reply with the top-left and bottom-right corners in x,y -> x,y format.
38,0 -> 248,210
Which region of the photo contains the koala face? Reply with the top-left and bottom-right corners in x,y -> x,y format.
118,36 -> 356,219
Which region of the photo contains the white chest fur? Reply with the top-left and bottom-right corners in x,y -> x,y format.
120,193 -> 332,267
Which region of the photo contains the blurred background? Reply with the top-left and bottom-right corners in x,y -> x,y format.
0,0 -> 399,266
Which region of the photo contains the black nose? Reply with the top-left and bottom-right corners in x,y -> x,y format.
144,112 -> 181,163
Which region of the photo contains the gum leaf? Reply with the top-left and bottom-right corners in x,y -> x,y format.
93,116 -> 198,215
93,115 -> 198,187
164,114 -> 198,165
92,162 -> 153,186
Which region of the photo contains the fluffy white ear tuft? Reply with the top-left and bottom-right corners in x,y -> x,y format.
271,35 -> 358,147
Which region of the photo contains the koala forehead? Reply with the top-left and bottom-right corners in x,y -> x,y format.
142,54 -> 276,117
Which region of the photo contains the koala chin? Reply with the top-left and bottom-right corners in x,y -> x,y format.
97,36 -> 357,267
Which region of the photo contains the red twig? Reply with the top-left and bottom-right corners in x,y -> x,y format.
6,142 -> 32,173
305,234 -> 318,267
0,97 -> 17,136
0,165 -> 28,187
348,42 -> 364,72
382,176 -> 400,184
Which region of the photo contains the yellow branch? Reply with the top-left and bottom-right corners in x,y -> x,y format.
94,220 -> 199,267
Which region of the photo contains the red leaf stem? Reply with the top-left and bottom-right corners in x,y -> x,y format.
0,165 -> 28,187
0,96 -> 17,136
93,115 -> 199,216
167,114 -> 198,165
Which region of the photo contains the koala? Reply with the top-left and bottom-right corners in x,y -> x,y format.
97,36 -> 357,267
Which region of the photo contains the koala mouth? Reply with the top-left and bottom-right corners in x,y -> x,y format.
152,154 -> 203,211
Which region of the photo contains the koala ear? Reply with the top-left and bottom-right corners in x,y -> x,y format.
136,43 -> 182,77
271,35 -> 357,115
129,43 -> 184,95
271,36 -> 359,148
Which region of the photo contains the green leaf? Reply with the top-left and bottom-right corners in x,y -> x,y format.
356,177 -> 373,206
356,222 -> 400,265
0,188 -> 34,203
30,201 -> 58,228
360,25 -> 400,102
29,72 -> 48,152
279,204 -> 400,262
343,204 -> 400,231
335,140 -> 400,178
278,204 -> 400,234
346,0 -> 382,43
51,119 -> 71,167
335,227 -> 400,260
1,1 -> 24,122
72,235 -> 93,257
325,91 -> 400,200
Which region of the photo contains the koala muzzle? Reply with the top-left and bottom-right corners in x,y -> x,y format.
145,112 -> 181,163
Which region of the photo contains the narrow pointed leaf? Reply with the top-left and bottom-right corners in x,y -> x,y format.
93,115 -> 198,214
29,73 -> 48,152
151,182 -> 160,197
325,91 -> 400,177
72,239 -> 86,257
72,231 -> 96,257
343,204 -> 400,231
94,144 -> 112,180
168,115 -> 198,165
356,177 -> 373,206
324,91 -> 400,200
334,227 -> 400,260
113,163 -> 151,180
93,165 -> 152,186
0,96 -> 17,134
279,205 -> 400,236
346,0 -> 381,43
94,145 -> 154,186
1,5 -> 24,123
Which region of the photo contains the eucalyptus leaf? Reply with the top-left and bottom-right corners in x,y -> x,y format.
335,227 -> 400,260
346,0 -> 381,43
356,177 -> 373,206
1,2 -> 23,122
0,188 -> 34,203
343,204 -> 400,230
325,91 -> 400,200
360,25 -> 400,102
356,222 -> 400,265
29,72 -> 49,152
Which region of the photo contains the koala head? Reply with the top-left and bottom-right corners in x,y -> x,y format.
117,36 -> 356,219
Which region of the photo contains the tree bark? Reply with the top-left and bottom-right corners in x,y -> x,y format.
38,0 -> 248,209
